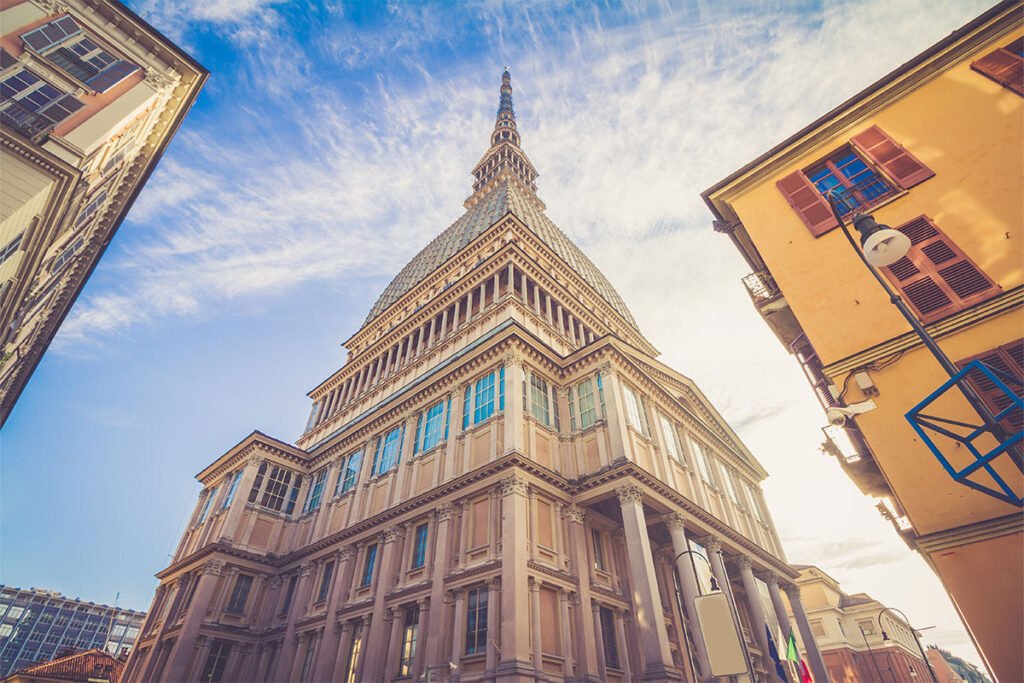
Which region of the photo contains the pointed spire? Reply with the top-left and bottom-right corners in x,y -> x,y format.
465,69 -> 540,208
492,67 -> 520,147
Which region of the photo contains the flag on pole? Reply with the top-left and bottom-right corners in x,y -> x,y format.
800,659 -> 814,683
787,629 -> 799,663
764,624 -> 789,682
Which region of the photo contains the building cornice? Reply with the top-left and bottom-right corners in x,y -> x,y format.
914,511 -> 1023,554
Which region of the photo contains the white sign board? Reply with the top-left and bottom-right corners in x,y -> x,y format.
694,591 -> 747,677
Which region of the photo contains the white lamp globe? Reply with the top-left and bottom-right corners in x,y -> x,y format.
863,228 -> 912,267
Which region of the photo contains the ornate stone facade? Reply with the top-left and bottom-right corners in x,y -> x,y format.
124,72 -> 827,683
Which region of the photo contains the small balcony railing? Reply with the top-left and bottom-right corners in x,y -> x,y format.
828,176 -> 895,216
741,269 -> 781,305
0,97 -> 54,143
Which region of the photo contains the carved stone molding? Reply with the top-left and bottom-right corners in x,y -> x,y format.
338,545 -> 356,562
616,483 -> 644,505
528,576 -> 539,591
488,576 -> 501,591
435,502 -> 454,522
299,562 -> 317,578
382,526 -> 402,543
734,555 -> 753,572
705,536 -> 723,555
662,512 -> 687,531
762,573 -> 780,587
561,503 -> 585,524
246,454 -> 264,467
590,598 -> 601,613
784,584 -> 802,601
201,560 -> 225,576
500,472 -> 529,497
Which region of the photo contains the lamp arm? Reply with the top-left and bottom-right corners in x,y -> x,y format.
876,607 -> 939,683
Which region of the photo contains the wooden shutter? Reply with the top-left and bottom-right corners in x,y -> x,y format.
958,340 -> 1023,434
882,216 -> 999,323
971,41 -> 1023,96
851,125 -> 934,189
776,171 -> 837,236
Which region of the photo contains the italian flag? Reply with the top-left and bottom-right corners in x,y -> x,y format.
788,629 -> 813,683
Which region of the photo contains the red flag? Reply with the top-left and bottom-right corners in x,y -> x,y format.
800,659 -> 814,683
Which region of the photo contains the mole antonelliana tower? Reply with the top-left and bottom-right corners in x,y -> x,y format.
124,71 -> 829,683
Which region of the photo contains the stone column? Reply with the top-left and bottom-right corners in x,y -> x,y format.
450,589 -> 466,672
592,600 -> 608,680
486,577 -> 500,673
559,589 -> 574,680
412,597 -> 430,681
615,607 -> 634,682
426,504 -> 455,667
738,556 -> 780,683
273,561 -> 317,681
185,635 -> 211,682
222,458 -> 259,538
498,472 -> 532,677
504,353 -> 526,454
383,607 -> 404,681
364,527 -> 401,677
354,614 -> 373,683
765,575 -> 794,651
235,644 -> 258,682
616,483 -> 680,681
785,584 -> 831,683
529,577 -> 543,673
160,560 -> 224,683
563,504 -> 600,682
335,622 -> 355,682
664,513 -> 714,682
311,545 -> 355,681
601,368 -> 629,462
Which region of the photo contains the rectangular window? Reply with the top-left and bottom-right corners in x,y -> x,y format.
568,383 -> 577,431
398,606 -> 419,676
0,233 -> 22,266
622,383 -> 645,433
196,486 -> 217,523
372,426 -> 404,477
577,378 -> 597,429
411,523 -> 429,569
304,468 -> 328,513
720,463 -> 741,505
465,587 -> 488,655
220,470 -> 243,510
660,415 -> 682,463
415,400 -> 446,454
335,450 -> 362,496
248,462 -> 267,503
551,384 -> 561,431
691,438 -> 715,486
805,147 -> 894,218
284,475 -> 302,516
958,339 -> 1023,434
200,640 -> 232,683
530,373 -> 550,425
317,561 -> 334,603
474,372 -> 496,423
971,37 -> 1023,95
226,575 -> 253,614
298,637 -> 316,683
591,528 -> 605,571
881,216 -> 998,323
20,16 -> 82,52
281,575 -> 298,615
462,384 -> 471,430
746,482 -> 768,524
361,545 -> 378,587
343,621 -> 363,683
261,466 -> 292,512
599,607 -> 619,669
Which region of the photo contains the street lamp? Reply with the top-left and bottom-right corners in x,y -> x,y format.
877,607 -> 939,683
825,193 -> 1022,504
420,662 -> 457,682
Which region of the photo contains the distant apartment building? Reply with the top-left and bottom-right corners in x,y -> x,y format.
703,2 -> 1022,680
0,0 -> 206,426
0,586 -> 145,677
787,566 -> 927,683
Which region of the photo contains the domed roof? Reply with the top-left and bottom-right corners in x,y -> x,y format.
362,178 -> 639,329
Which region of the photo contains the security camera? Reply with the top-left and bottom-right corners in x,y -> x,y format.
826,399 -> 877,427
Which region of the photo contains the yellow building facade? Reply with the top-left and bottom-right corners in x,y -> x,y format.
703,3 -> 1022,681
0,0 -> 206,426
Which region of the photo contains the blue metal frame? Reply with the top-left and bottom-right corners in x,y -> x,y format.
906,360 -> 1023,507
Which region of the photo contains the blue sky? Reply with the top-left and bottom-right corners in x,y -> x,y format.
0,0 -> 994,669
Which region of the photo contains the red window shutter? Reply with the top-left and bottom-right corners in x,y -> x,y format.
776,171 -> 837,236
850,125 -> 934,190
971,45 -> 1024,96
882,216 -> 999,323
958,340 -> 1023,434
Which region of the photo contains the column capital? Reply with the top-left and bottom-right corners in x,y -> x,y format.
590,598 -> 601,613
382,525 -> 403,543
200,559 -> 225,576
503,350 -> 525,368
558,588 -> 572,603
735,555 -> 753,572
784,584 -> 802,601
246,454 -> 264,467
561,503 -> 586,524
499,472 -> 529,497
435,502 -> 454,522
762,573 -> 780,587
487,576 -> 501,591
267,576 -> 283,589
417,597 -> 430,611
705,536 -> 723,554
385,606 -> 399,621
338,545 -> 357,562
616,482 -> 644,505
528,576 -> 540,592
662,512 -> 687,531
299,561 -> 317,578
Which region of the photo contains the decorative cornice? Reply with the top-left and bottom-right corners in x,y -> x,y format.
500,472 -> 529,497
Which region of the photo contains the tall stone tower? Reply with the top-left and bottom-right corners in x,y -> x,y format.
124,72 -> 828,683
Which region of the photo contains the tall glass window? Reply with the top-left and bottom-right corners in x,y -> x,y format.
577,378 -> 597,429
690,437 -> 716,486
473,372 -> 496,423
592,528 -> 605,571
746,481 -> 768,524
196,486 -> 217,523
398,606 -> 419,676
335,450 -> 362,496
720,463 -> 741,505
304,468 -> 328,513
298,637 -> 316,683
281,575 -> 298,614
247,462 -> 267,503
261,466 -> 293,512
361,545 -> 378,586
342,621 -> 363,683
284,475 -> 303,515
599,607 -> 619,669
220,470 -> 243,509
530,374 -> 550,425
623,384 -> 645,432
372,426 -> 403,477
411,523 -> 429,569
225,575 -> 252,614
465,587 -> 488,655
317,561 -> 334,603
200,640 -> 232,683
660,415 -> 683,463
415,401 -> 446,454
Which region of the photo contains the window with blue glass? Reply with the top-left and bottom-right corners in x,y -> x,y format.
465,587 -> 488,655
806,147 -> 893,217
463,368 -> 505,430
474,372 -> 496,423
414,401 -> 446,454
361,545 -> 378,586
284,475 -> 302,515
196,486 -> 217,524
220,470 -> 242,509
371,427 -> 404,477
334,450 -> 362,496
303,468 -> 328,513
410,523 -> 429,569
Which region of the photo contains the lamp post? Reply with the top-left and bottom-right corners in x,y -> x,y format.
860,625 -> 889,683
877,607 -> 939,683
824,193 -> 1022,477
